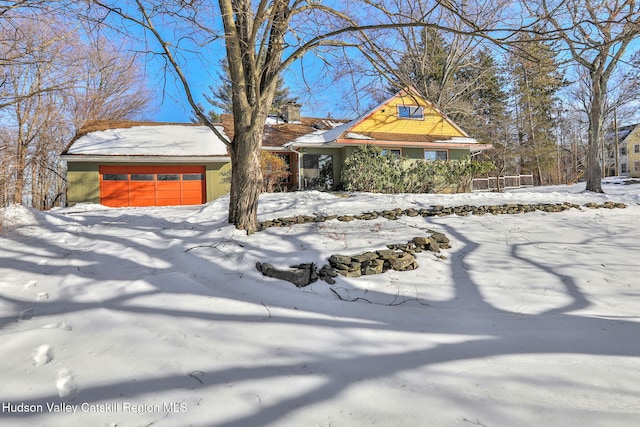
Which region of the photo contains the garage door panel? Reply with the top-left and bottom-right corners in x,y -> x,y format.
100,165 -> 205,207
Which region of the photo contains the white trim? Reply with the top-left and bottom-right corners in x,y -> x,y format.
61,155 -> 230,163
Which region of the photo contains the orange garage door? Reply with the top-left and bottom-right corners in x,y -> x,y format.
100,165 -> 205,207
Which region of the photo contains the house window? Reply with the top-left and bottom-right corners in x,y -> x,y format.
424,150 -> 448,161
301,154 -> 333,190
635,144 -> 640,154
381,148 -> 402,157
620,147 -> 627,155
621,163 -> 627,173
635,161 -> 640,171
398,105 -> 424,120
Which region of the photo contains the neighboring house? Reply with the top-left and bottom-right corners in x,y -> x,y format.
618,123 -> 640,178
62,89 -> 489,207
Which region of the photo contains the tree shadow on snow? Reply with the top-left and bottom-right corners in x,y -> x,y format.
0,206 -> 639,426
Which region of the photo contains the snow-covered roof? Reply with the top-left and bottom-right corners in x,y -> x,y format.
285,119 -> 358,147
65,124 -> 229,157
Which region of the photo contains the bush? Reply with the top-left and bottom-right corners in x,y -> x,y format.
341,145 -> 404,192
260,151 -> 289,192
341,145 -> 495,193
221,150 -> 290,193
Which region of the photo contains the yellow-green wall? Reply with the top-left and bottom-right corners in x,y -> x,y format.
66,163 -> 100,205
206,162 -> 231,200
626,128 -> 640,178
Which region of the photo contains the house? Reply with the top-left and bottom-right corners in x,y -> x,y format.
611,123 -> 640,177
62,89 -> 490,207
284,87 -> 490,189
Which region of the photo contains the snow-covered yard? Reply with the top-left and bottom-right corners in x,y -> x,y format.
1,183 -> 640,427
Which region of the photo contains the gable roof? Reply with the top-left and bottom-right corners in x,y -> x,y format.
62,121 -> 230,161
287,88 -> 489,151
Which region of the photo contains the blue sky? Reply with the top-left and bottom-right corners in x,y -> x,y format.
149,53 -> 378,123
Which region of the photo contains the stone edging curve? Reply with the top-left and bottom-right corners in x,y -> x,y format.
257,201 -> 627,231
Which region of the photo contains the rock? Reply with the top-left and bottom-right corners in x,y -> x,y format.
427,236 -> 440,252
341,269 -> 362,278
431,232 -> 450,246
376,249 -> 398,260
329,254 -> 352,265
363,259 -> 384,275
257,262 -> 316,287
351,252 -> 379,263
412,236 -> 430,246
389,253 -> 416,271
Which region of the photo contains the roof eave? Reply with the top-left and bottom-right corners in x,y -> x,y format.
60,155 -> 231,163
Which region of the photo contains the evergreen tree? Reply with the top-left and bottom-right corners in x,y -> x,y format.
506,34 -> 567,185
199,58 -> 298,121
455,48 -> 508,145
392,31 -> 507,145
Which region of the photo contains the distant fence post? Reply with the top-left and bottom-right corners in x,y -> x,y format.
472,175 -> 534,192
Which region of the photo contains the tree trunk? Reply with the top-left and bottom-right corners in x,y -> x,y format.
585,75 -> 604,193
228,124 -> 264,233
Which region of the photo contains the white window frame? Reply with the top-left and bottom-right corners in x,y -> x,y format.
381,148 -> 402,157
397,105 -> 424,120
634,144 -> 640,154
423,150 -> 448,161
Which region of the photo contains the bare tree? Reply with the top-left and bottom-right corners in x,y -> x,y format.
0,13 -> 78,205
69,36 -> 153,130
530,0 -> 640,193
87,0 -> 526,233
0,9 -> 152,208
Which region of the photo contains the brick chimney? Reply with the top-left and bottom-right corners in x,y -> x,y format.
281,102 -> 301,123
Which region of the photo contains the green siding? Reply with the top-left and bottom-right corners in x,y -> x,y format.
66,164 -> 100,206
403,148 -> 424,160
206,162 -> 231,200
449,149 -> 469,160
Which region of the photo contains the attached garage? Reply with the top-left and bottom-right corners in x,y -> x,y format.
99,165 -> 206,207
61,122 -> 231,207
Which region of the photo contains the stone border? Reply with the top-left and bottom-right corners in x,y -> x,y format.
257,232 -> 451,287
257,201 -> 627,231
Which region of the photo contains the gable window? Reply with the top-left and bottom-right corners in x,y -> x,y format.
381,148 -> 402,157
424,150 -> 448,161
398,105 -> 424,120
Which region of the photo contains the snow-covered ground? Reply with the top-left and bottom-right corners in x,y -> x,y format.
1,182 -> 640,427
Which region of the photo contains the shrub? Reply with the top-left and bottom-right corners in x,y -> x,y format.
221,150 -> 290,192
341,145 -> 404,192
341,145 -> 495,193
260,151 -> 289,192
